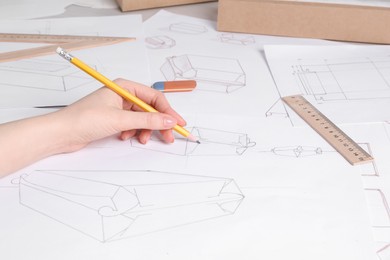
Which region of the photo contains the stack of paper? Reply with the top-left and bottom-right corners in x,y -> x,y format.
0,4 -> 388,260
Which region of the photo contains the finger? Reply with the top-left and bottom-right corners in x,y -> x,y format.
138,129 -> 152,144
120,129 -> 137,140
116,110 -> 177,132
114,79 -> 187,126
159,129 -> 175,143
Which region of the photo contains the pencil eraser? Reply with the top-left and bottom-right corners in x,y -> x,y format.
152,80 -> 196,93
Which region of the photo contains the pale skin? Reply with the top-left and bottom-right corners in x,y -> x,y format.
0,78 -> 186,178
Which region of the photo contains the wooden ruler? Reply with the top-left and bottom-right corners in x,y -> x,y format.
282,95 -> 374,165
0,33 -> 134,63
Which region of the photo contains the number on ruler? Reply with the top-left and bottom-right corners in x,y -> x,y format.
282,95 -> 373,165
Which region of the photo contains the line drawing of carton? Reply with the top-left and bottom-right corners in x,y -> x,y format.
292,57 -> 390,102
186,127 -> 256,155
131,127 -> 256,156
0,58 -> 95,91
19,170 -> 244,242
168,23 -> 208,34
269,146 -> 323,157
145,35 -> 176,49
219,33 -> 255,45
160,54 -> 246,93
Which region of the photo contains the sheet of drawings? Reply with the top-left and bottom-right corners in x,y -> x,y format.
0,107 -> 378,260
142,10 -> 341,118
0,0 -> 117,19
0,9 -> 386,260
0,15 -> 150,108
264,45 -> 390,125
353,123 -> 390,259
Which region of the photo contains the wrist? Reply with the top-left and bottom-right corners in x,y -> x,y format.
45,109 -> 86,155
0,111 -> 70,177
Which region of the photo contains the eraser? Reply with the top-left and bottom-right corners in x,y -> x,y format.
152,80 -> 196,92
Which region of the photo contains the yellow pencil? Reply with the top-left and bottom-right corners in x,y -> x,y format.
56,47 -> 199,143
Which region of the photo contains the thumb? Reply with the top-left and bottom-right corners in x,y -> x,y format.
117,111 -> 177,131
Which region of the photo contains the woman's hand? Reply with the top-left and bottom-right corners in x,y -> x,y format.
0,78 -> 186,177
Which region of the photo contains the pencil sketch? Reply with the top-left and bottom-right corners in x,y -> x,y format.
265,98 -> 289,118
18,170 -> 244,242
291,57 -> 390,102
160,54 -> 246,93
377,243 -> 390,260
218,33 -> 255,46
145,35 -> 176,49
364,187 -> 390,259
258,145 -> 324,157
255,142 -> 378,177
252,134 -> 387,256
130,127 -> 256,156
364,188 -> 390,228
267,56 -> 390,115
358,143 -> 379,176
168,22 -> 208,34
356,139 -> 390,257
266,54 -> 390,124
0,58 -> 96,91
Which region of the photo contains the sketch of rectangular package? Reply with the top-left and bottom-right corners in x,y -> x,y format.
187,127 -> 256,155
160,55 -> 246,93
169,23 -> 208,34
19,170 -> 244,242
0,58 -> 95,91
219,33 -> 255,45
131,127 -> 255,156
293,57 -> 390,101
145,35 -> 176,49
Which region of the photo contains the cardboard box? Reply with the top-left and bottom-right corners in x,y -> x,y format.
116,0 -> 216,11
217,0 -> 390,44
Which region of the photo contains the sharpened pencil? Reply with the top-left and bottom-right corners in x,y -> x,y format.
56,47 -> 200,144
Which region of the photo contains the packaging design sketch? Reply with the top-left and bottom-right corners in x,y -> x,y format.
17,170 -> 244,242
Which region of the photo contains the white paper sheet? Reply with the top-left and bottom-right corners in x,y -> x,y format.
315,122 -> 390,257
0,108 -> 378,260
0,10 -> 381,260
264,45 -> 390,125
0,15 -> 150,108
143,10 -> 342,119
0,0 -> 118,20
355,123 -> 390,257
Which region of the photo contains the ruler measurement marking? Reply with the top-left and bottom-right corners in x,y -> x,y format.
0,33 -> 134,62
282,95 -> 374,165
0,33 -> 132,43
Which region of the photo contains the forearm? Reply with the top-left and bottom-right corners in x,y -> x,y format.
0,112 -> 67,177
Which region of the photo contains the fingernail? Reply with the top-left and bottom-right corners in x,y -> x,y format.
164,117 -> 176,127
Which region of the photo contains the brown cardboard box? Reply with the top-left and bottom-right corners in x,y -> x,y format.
116,0 -> 216,11
217,0 -> 390,44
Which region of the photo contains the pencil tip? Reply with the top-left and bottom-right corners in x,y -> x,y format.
187,134 -> 200,144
